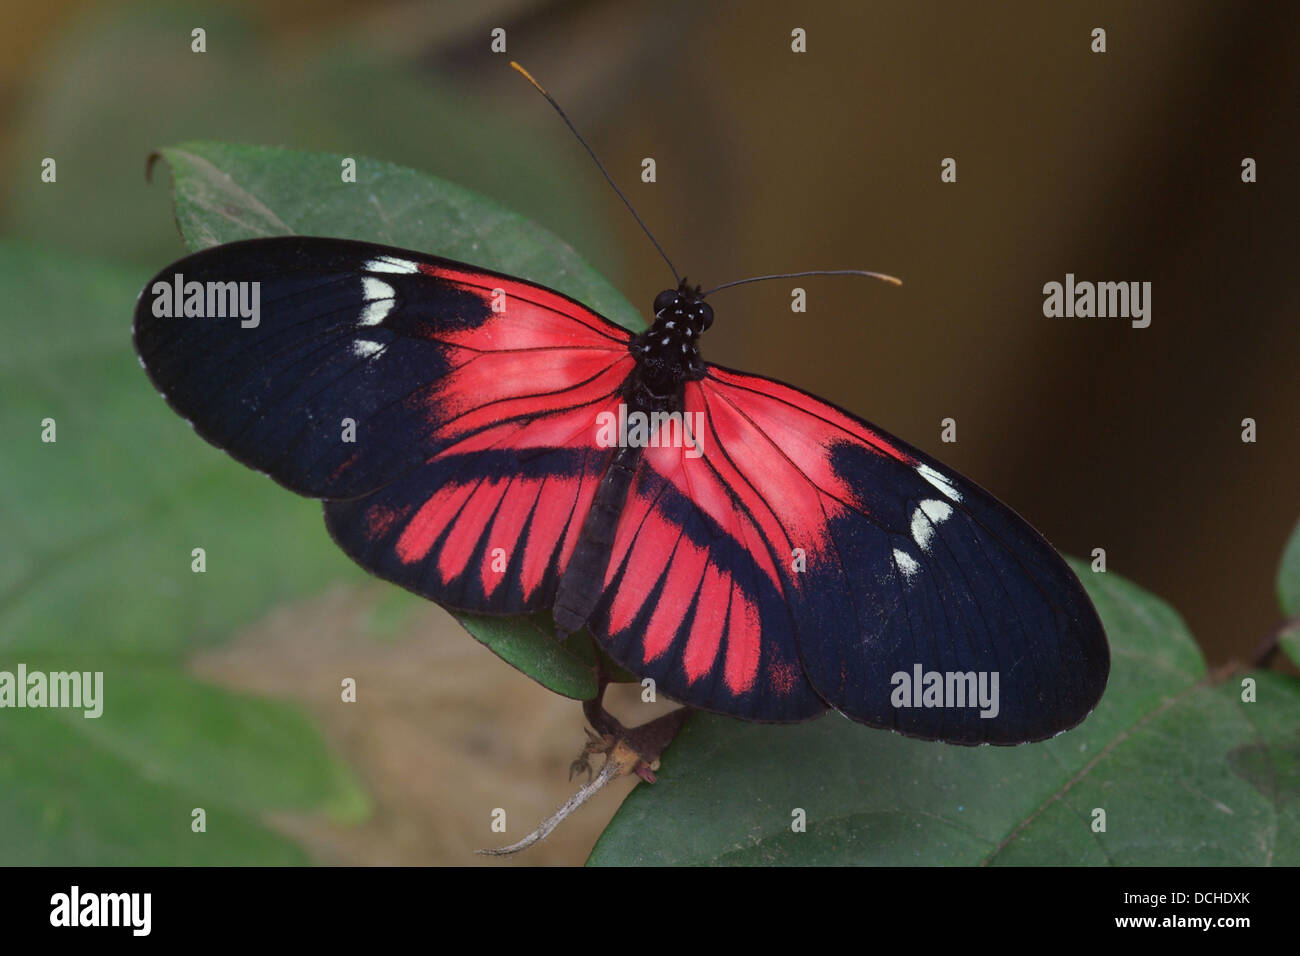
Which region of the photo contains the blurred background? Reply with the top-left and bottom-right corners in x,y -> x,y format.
1,0 -> 1296,865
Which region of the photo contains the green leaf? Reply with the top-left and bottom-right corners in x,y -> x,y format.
588,562 -> 1300,865
0,243 -> 365,863
158,141 -> 642,331
0,667 -> 365,865
151,140 -> 646,700
453,612 -> 598,702
1277,518 -> 1300,668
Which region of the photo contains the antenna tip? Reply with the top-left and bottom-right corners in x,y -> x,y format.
509,61 -> 546,94
860,269 -> 903,287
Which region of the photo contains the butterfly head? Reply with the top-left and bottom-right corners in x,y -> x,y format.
634,280 -> 712,384
652,282 -> 713,332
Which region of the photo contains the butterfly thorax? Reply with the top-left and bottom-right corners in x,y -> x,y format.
628,284 -> 713,403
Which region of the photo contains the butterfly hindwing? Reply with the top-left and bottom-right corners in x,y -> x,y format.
324,407 -> 621,614
587,452 -> 828,721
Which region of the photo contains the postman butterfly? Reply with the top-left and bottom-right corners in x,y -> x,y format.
132,65 -> 1107,746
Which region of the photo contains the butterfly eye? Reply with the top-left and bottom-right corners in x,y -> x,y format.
653,290 -> 679,315
696,302 -> 714,331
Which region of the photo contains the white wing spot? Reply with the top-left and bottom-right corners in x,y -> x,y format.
363,277 -> 394,301
911,499 -> 954,550
352,339 -> 384,358
920,499 -> 954,523
360,278 -> 395,326
360,299 -> 392,326
918,463 -> 962,502
893,548 -> 921,582
365,256 -> 419,274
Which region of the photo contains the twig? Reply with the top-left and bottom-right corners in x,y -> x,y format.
476,741 -> 640,857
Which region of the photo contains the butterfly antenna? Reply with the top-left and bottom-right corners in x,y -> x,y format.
510,61 -> 680,285
702,269 -> 902,298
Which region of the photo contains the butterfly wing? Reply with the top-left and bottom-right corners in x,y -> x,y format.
588,363 -> 1108,743
586,445 -> 830,722
133,236 -> 633,613
135,235 -> 1108,740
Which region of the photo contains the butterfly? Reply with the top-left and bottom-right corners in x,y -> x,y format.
132,70 -> 1108,747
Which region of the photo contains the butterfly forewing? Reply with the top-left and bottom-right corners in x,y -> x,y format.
133,236 -> 632,500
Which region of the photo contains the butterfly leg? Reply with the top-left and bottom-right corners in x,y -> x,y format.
579,668 -> 691,783
569,727 -> 615,783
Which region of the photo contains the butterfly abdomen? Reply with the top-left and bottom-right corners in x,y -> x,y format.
554,443 -> 642,635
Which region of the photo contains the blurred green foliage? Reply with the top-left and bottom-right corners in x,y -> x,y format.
5,3 -> 621,273
0,244 -> 366,863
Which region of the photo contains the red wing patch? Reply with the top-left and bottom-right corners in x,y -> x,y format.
325,350 -> 631,615
586,419 -> 828,722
